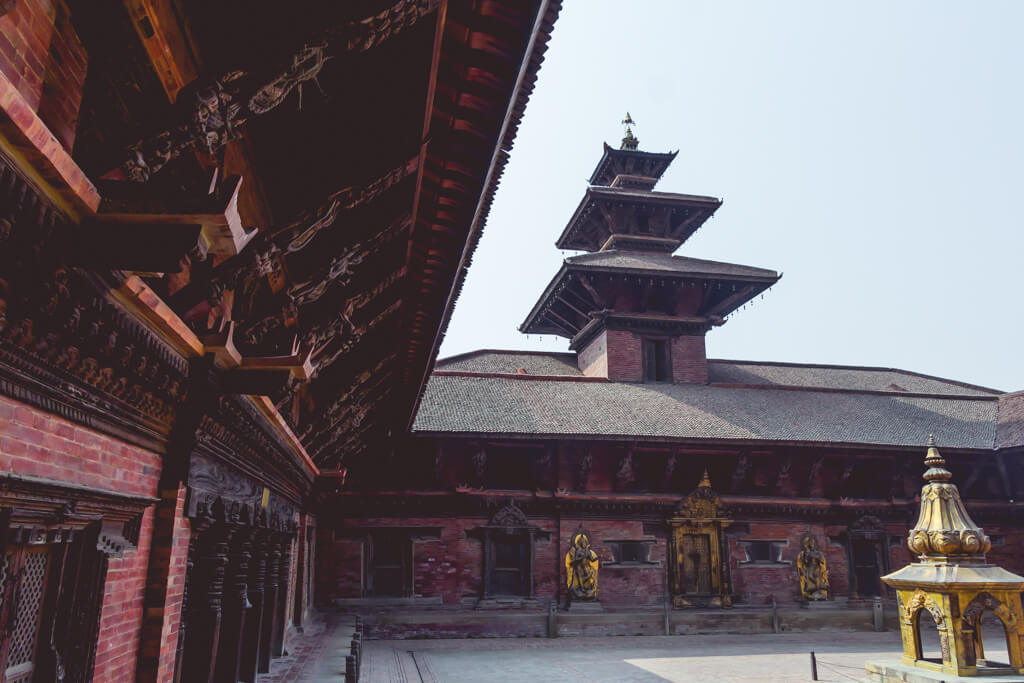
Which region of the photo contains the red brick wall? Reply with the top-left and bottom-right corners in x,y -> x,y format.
0,0 -> 85,151
37,0 -> 85,150
671,334 -> 708,384
0,395 -> 161,679
606,329 -> 642,382
561,519 -> 666,606
577,331 -> 608,378
0,0 -> 54,110
322,516 -> 560,605
729,522 -> 815,604
580,329 -> 709,383
152,485 -> 190,683
0,394 -> 160,495
96,506 -> 153,680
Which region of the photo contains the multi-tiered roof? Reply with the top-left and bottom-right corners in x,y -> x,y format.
520,117 -> 781,351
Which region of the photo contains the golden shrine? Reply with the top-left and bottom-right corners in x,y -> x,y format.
880,436 -> 1024,678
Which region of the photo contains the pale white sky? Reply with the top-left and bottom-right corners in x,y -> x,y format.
440,0 -> 1024,392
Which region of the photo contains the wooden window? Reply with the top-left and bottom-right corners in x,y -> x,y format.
739,540 -> 786,565
0,544 -> 54,683
644,339 -> 671,383
609,541 -> 653,564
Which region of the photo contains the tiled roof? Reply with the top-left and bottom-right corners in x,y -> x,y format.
997,392 -> 1024,449
413,374 -> 997,449
707,361 -> 1000,397
566,252 -> 779,280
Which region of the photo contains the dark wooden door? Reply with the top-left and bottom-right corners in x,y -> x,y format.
852,539 -> 883,597
490,537 -> 527,596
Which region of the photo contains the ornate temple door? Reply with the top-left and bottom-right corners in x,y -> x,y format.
668,473 -> 733,608
679,533 -> 713,594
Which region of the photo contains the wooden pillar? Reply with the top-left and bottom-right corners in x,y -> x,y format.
239,527 -> 268,682
258,534 -> 282,672
214,524 -> 251,683
181,520 -> 232,683
273,535 -> 294,656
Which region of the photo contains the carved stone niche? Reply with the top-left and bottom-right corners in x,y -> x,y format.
668,472 -> 733,608
468,501 -> 549,605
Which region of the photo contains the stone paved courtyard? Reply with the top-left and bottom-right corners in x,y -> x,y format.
258,614 -> 1017,682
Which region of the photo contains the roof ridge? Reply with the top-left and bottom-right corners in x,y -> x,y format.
436,348 -> 578,365
708,358 -> 1003,395
433,370 -> 605,382
707,382 -> 998,401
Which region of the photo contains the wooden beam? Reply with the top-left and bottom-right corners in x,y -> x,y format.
123,0 -> 202,102
578,274 -> 606,309
554,293 -> 589,320
99,174 -> 256,258
542,308 -> 578,335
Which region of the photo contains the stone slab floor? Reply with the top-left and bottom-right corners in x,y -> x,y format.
260,617 -> 1017,682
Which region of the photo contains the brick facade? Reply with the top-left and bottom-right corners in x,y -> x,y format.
576,328 -> 709,383
0,0 -> 85,151
0,394 -> 164,680
95,506 -> 154,681
0,394 -> 160,497
671,333 -> 708,384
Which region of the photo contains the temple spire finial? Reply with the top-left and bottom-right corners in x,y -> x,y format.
620,112 -> 639,150
698,467 -> 712,489
923,434 -> 951,482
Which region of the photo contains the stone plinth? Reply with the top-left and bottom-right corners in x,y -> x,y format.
865,659 -> 1024,682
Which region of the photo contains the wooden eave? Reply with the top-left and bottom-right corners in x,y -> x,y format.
554,186 -> 722,252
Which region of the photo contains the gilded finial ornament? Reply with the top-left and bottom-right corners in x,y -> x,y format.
698,466 -> 712,489
906,436 -> 989,558
620,112 -> 639,150
878,437 -> 1024,676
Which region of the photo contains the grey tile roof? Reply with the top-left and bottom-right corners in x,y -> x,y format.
413,375 -> 997,449
997,392 -> 1024,449
566,251 -> 779,280
434,351 -> 998,397
707,361 -> 1000,397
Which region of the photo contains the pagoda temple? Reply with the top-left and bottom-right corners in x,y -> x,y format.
519,117 -> 781,384
322,118 -> 1024,638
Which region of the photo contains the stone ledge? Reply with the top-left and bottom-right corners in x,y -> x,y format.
865,659 -> 1024,682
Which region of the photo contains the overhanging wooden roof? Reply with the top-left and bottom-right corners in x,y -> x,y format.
78,0 -> 561,474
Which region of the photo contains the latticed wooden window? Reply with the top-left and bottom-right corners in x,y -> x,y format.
0,545 -> 53,683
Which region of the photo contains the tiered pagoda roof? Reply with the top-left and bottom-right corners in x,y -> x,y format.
521,119 -> 781,347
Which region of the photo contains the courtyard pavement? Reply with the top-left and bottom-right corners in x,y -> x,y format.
260,614 -> 1017,682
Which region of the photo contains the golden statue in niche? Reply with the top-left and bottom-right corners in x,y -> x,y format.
565,526 -> 599,601
796,532 -> 830,601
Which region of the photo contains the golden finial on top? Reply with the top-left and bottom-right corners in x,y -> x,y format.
698,467 -> 712,488
620,112 -> 639,150
923,434 -> 952,482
